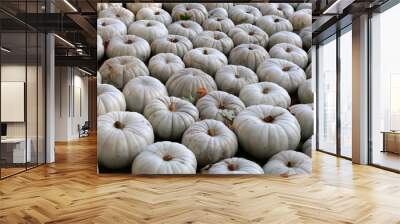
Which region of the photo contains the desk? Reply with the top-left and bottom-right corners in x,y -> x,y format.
382,131 -> 400,154
1,138 -> 31,163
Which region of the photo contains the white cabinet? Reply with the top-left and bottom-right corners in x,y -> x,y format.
1,138 -> 31,163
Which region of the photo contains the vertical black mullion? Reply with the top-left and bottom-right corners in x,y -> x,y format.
25,0 -> 28,171
336,29 -> 341,157
36,0 -> 39,167
367,11 -> 373,165
315,45 -> 320,151
0,20 -> 2,179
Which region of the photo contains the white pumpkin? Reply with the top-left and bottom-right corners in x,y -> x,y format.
300,26 -> 312,50
183,47 -> 228,76
98,111 -> 154,169
208,8 -> 228,18
256,58 -> 306,93
97,3 -> 122,12
182,119 -> 238,167
269,43 -> 308,69
239,82 -> 291,108
98,7 -> 134,27
258,3 -> 294,19
298,79 -> 314,103
297,3 -> 312,10
144,96 -> 199,140
97,71 -> 102,84
97,35 -> 104,61
106,35 -> 151,61
228,23 -> 269,47
97,18 -> 127,42
99,56 -> 149,89
203,3 -> 233,11
229,44 -> 270,71
233,105 -> 301,160
123,76 -> 168,113
148,53 -> 185,83
268,31 -> 302,49
202,157 -> 264,174
202,16 -> 235,34
172,3 -> 208,24
302,137 -> 312,157
166,68 -> 217,103
193,31 -> 234,55
215,65 -> 258,95
228,5 -> 262,25
305,64 -> 311,79
132,141 -> 197,174
289,9 -> 312,31
289,104 -> 314,141
196,91 -> 245,126
151,34 -> 193,58
136,7 -> 172,26
128,20 -> 168,44
255,15 -> 293,36
263,150 -> 312,176
97,84 -> 126,116
168,20 -> 203,41
126,3 -> 162,14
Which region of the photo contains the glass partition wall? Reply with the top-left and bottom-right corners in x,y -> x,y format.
370,3 -> 400,171
316,26 -> 353,159
0,3 -> 46,179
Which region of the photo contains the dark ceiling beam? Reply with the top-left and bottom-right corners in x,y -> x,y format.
66,13 -> 96,47
55,55 -> 96,72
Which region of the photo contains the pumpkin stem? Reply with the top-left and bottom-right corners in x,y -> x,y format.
181,22 -> 188,28
262,88 -> 269,94
163,155 -> 173,161
274,19 -> 280,23
197,87 -> 208,97
154,11 -> 160,15
248,46 -> 254,50
248,31 -> 255,36
203,49 -> 208,55
146,23 -> 152,27
102,22 -> 106,26
227,163 -> 237,171
125,39 -> 133,44
263,116 -> 274,123
169,102 -> 177,112
286,48 -> 292,53
282,67 -> 291,72
169,38 -> 178,43
287,161 -> 292,167
218,102 -> 225,110
208,129 -> 216,136
216,18 -> 223,21
114,121 -> 125,129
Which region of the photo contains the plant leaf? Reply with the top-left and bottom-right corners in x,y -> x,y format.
180,14 -> 191,20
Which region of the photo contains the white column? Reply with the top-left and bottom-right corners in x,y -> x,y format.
352,14 -> 369,164
46,33 -> 55,163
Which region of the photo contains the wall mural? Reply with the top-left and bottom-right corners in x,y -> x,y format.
96,2 -> 313,175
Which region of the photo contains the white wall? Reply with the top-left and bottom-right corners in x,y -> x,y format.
54,67 -> 89,141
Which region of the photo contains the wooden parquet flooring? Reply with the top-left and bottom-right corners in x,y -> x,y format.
1,135 -> 400,224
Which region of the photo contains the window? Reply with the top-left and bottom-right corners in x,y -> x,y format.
340,28 -> 352,158
370,2 -> 400,171
317,36 -> 337,154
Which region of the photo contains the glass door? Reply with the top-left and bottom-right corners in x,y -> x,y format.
370,3 -> 400,171
339,27 -> 353,159
317,35 -> 337,155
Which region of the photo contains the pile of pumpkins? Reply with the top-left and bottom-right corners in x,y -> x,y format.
97,3 -> 313,176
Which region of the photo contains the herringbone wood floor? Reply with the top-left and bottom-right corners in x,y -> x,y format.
1,135 -> 400,224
